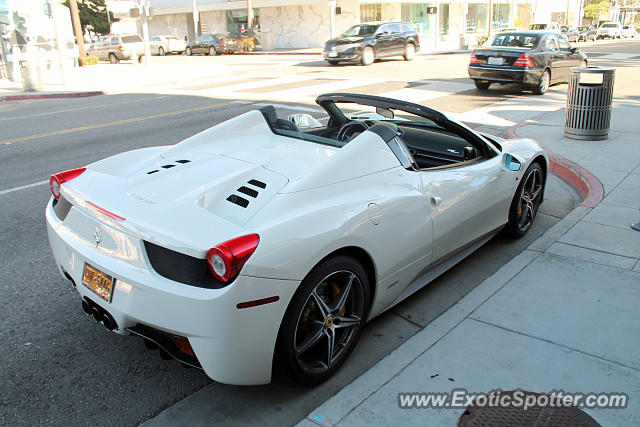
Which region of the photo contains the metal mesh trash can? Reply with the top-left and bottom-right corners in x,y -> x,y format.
564,66 -> 615,140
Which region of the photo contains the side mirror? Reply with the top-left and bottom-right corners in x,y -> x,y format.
288,114 -> 323,129
503,154 -> 522,171
375,107 -> 394,119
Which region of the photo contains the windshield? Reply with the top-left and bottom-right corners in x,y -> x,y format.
342,24 -> 379,37
489,33 -> 540,48
335,103 -> 440,127
578,26 -> 590,31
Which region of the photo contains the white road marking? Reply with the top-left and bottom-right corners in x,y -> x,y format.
0,180 -> 48,196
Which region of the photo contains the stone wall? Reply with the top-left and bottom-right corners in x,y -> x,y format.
200,11 -> 227,34
149,14 -> 189,38
260,3 -> 331,48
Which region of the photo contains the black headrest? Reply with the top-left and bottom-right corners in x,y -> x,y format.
259,105 -> 278,125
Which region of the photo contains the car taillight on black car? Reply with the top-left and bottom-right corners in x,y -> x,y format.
513,53 -> 534,67
469,51 -> 479,63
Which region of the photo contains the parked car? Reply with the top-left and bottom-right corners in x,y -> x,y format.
185,34 -> 237,55
323,21 -> 420,66
577,25 -> 597,42
622,25 -> 636,38
46,92 -> 547,385
529,22 -> 561,33
87,34 -> 144,64
468,31 -> 587,95
150,35 -> 187,55
561,26 -> 579,43
597,22 -> 623,39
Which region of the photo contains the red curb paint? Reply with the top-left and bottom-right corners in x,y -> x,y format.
504,108 -> 604,208
1,91 -> 104,102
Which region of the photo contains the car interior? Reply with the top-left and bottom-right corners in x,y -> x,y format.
258,104 -> 485,170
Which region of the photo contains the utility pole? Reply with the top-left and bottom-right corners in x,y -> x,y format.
192,0 -> 199,38
68,0 -> 86,58
49,0 -> 66,84
247,0 -> 254,32
329,1 -> 336,38
487,0 -> 494,38
140,0 -> 151,67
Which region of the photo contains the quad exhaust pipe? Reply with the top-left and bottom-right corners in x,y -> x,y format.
82,297 -> 118,331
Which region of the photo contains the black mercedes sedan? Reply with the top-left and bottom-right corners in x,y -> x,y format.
185,33 -> 237,56
323,21 -> 420,66
468,31 -> 587,95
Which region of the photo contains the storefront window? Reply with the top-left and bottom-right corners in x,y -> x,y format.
466,3 -> 488,33
360,4 -> 381,22
226,9 -> 259,37
439,4 -> 450,35
401,3 -> 436,35
492,4 -> 511,30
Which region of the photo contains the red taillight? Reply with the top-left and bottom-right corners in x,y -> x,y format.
207,234 -> 260,283
118,45 -> 124,52
513,53 -> 534,67
49,168 -> 86,199
218,40 -> 225,45
469,51 -> 479,63
173,336 -> 194,356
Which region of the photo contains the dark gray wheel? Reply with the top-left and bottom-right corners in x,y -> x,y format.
506,162 -> 544,237
474,80 -> 491,90
278,256 -> 370,384
138,54 -> 144,63
185,47 -> 192,56
326,60 -> 339,66
158,46 -> 165,56
208,46 -> 217,56
533,69 -> 550,95
361,46 -> 374,66
108,53 -> 119,64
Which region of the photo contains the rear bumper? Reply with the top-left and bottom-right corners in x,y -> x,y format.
468,65 -> 541,85
46,198 -> 298,385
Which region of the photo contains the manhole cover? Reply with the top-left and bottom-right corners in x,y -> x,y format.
458,390 -> 600,427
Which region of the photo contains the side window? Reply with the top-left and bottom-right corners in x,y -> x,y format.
389,23 -> 403,34
196,36 -> 204,42
377,24 -> 391,35
151,36 -> 160,41
110,37 -> 119,45
558,39 -> 571,52
544,37 -> 559,51
402,23 -> 413,33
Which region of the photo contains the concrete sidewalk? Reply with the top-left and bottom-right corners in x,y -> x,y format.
299,100 -> 640,426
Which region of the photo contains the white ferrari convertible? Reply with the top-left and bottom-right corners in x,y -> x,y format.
46,93 -> 547,385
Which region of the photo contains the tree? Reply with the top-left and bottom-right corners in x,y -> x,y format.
583,0 -> 610,24
62,0 -> 114,35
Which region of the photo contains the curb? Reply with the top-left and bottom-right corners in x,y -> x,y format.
504,108 -> 604,208
0,91 -> 104,102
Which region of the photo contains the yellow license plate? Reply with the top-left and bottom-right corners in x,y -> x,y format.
82,263 -> 114,302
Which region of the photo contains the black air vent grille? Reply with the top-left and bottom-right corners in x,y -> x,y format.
237,186 -> 258,198
175,159 -> 191,164
227,194 -> 249,208
161,164 -> 175,169
144,241 -> 226,289
147,170 -> 159,175
248,179 -> 267,189
52,196 -> 73,221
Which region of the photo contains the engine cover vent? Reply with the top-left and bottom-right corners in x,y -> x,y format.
237,186 -> 258,198
226,194 -> 249,208
247,179 -> 267,189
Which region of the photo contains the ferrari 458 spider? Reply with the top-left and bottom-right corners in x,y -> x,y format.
46,93 -> 547,385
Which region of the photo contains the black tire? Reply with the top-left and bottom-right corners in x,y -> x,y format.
185,47 -> 192,56
326,60 -> 339,66
474,80 -> 491,90
361,46 -> 374,66
581,60 -> 588,68
533,69 -> 550,95
108,53 -> 119,64
505,162 -> 545,237
158,47 -> 165,56
209,46 -> 217,56
277,256 -> 370,385
138,54 -> 144,63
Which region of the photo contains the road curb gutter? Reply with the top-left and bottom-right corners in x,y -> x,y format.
0,91 -> 104,102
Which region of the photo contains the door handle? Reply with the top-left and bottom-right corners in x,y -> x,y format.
430,196 -> 442,208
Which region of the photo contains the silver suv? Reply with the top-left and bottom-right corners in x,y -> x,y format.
88,34 -> 145,64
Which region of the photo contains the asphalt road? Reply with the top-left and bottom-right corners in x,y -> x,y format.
4,40 -> 638,425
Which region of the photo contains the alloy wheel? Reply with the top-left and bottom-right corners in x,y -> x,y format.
516,167 -> 543,233
293,270 -> 365,374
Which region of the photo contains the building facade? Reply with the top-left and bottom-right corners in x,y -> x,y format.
147,0 -> 583,50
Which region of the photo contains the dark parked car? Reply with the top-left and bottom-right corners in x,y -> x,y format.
577,25 -> 597,41
185,34 -> 237,56
468,31 -> 587,95
561,26 -> 579,43
323,21 -> 419,66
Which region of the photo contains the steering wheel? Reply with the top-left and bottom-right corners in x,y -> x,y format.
336,121 -> 370,142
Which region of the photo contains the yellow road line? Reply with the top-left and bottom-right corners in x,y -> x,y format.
0,101 -> 238,145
